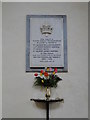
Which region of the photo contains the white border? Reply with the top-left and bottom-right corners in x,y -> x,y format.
0,1 -> 2,120
1,0 -> 90,2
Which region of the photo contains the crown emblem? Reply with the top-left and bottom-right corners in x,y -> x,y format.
40,25 -> 53,37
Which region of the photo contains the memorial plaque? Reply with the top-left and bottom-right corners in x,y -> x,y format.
26,15 -> 68,72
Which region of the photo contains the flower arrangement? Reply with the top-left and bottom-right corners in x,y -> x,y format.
34,67 -> 62,88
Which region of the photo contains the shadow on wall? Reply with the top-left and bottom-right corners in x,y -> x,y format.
34,102 -> 63,110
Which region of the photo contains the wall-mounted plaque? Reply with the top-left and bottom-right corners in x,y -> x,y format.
26,15 -> 68,72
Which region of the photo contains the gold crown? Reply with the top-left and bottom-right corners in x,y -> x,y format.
40,25 -> 53,35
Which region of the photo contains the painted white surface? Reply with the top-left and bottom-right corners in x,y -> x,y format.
2,2 -> 88,118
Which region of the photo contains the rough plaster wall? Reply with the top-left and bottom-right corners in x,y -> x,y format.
2,2 -> 88,118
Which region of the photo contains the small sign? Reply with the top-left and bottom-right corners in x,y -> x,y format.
26,15 -> 68,72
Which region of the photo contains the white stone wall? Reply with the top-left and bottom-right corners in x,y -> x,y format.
2,2 -> 88,118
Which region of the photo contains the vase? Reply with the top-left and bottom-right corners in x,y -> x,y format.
45,87 -> 51,99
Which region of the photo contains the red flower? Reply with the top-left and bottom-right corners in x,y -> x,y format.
44,72 -> 49,77
40,70 -> 44,73
54,68 -> 58,73
34,73 -> 38,76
